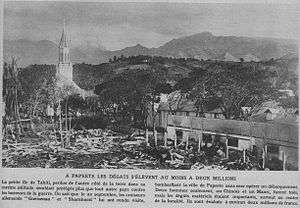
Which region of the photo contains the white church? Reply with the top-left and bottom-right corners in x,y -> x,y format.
57,23 -> 73,81
55,23 -> 93,97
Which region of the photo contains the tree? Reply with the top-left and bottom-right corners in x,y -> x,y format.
94,69 -> 169,132
3,58 -> 22,138
187,62 -> 279,119
17,64 -> 56,118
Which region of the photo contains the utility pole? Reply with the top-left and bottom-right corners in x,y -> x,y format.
69,115 -> 72,131
58,100 -> 63,147
65,97 -> 68,131
198,118 -> 203,153
152,100 -> 156,147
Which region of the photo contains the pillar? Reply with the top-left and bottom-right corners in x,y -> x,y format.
69,116 -> 72,131
225,135 -> 229,158
186,134 -> 189,150
154,130 -> 158,147
58,101 -> 63,147
174,133 -> 177,149
198,131 -> 203,153
262,145 -> 267,169
211,134 -> 216,144
146,128 -> 149,146
65,104 -> 68,131
164,130 -> 167,147
282,151 -> 286,171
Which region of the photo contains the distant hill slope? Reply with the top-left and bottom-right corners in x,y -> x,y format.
155,32 -> 297,61
4,32 -> 298,67
4,39 -> 58,67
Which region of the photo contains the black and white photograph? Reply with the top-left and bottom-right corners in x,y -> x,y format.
2,1 -> 298,171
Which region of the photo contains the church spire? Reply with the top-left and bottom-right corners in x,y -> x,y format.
59,19 -> 68,48
57,19 -> 73,80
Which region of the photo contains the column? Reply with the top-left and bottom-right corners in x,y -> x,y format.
154,129 -> 158,147
186,134 -> 189,150
174,132 -> 177,149
164,130 -> 167,147
211,134 -> 215,144
282,152 -> 286,171
225,135 -> 229,158
198,131 -> 203,153
146,128 -> 149,146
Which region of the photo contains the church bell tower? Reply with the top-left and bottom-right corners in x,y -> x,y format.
57,21 -> 73,80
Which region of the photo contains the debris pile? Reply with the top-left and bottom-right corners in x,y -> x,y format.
2,128 -> 263,170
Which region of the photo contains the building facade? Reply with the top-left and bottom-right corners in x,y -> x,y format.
165,115 -> 298,170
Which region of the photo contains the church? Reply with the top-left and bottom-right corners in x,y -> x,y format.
55,23 -> 94,98
57,23 -> 73,81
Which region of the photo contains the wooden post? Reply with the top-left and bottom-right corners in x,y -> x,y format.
69,116 -> 72,131
198,118 -> 203,153
243,149 -> 246,163
211,134 -> 215,145
198,131 -> 202,153
164,130 -> 167,147
174,132 -> 177,149
225,135 -> 229,158
283,152 -> 286,171
146,128 -> 149,146
65,99 -> 68,131
186,133 -> 189,150
262,145 -> 267,169
58,101 -> 63,147
152,100 -> 156,147
154,129 -> 158,147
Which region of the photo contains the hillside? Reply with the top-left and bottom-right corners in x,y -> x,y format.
157,32 -> 297,60
4,32 -> 298,67
4,39 -> 58,67
71,55 -> 297,92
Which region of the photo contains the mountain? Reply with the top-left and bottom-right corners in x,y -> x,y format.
109,44 -> 152,57
155,32 -> 297,61
4,39 -> 58,67
4,39 -> 109,66
4,32 -> 298,67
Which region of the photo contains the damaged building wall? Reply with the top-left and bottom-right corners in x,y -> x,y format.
164,115 -> 298,170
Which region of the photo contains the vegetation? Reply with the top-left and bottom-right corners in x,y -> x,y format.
2,55 -> 298,131
176,62 -> 279,119
94,69 -> 172,128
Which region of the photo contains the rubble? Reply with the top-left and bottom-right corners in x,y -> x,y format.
2,128 -> 264,170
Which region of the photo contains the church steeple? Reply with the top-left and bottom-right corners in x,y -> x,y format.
57,20 -> 73,80
58,20 -> 70,64
59,20 -> 68,48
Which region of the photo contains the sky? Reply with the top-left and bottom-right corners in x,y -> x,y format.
4,1 -> 300,50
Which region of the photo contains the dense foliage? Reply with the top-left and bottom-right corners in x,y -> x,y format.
3,55 -> 297,128
176,62 -> 279,119
94,69 -> 172,127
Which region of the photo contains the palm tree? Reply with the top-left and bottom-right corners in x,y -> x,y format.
3,57 -> 22,140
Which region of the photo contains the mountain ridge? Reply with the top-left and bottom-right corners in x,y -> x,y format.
4,32 -> 298,67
